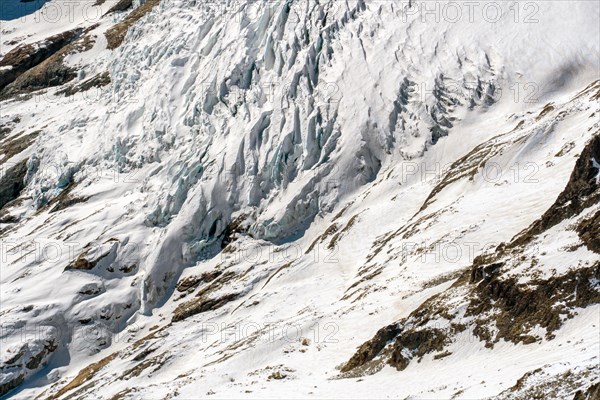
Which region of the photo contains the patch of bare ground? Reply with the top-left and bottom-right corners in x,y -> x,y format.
0,374 -> 24,398
570,80 -> 600,102
341,136 -> 600,376
421,269 -> 465,289
104,0 -> 134,16
57,71 -> 111,97
364,206 -> 447,266
576,210 -> 600,253
110,387 -> 137,400
512,134 -> 600,247
1,30 -> 97,98
260,262 -> 292,290
176,269 -> 222,293
496,367 -> 599,400
555,141 -> 576,157
0,130 -> 40,165
0,117 -> 20,141
172,291 -> 239,323
341,267 -> 382,301
105,0 -> 161,50
536,103 -> 555,121
42,352 -> 118,400
305,223 -> 338,254
40,326 -> 171,399
119,352 -> 171,380
327,214 -> 359,250
332,201 -> 354,221
573,382 -> 600,400
339,324 -> 401,374
220,213 -> 249,249
0,159 -> 28,210
419,130 -> 513,212
0,126 -> 11,141
340,256 -> 596,375
64,238 -> 118,271
0,29 -> 82,91
468,260 -> 600,346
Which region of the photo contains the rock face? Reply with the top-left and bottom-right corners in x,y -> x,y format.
0,159 -> 27,210
104,0 -> 161,49
0,28 -> 82,91
468,262 -> 600,345
0,338 -> 58,397
573,383 -> 600,400
57,71 -> 111,97
0,32 -> 97,98
172,292 -> 239,323
513,132 -> 600,246
342,133 -> 600,381
104,0 -> 134,16
340,324 -> 401,373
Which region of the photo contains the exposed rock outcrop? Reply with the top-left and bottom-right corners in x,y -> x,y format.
1,32 -> 96,98
104,0 -> 134,16
57,71 -> 111,97
342,134 -> 600,375
512,133 -> 600,247
172,293 -> 239,323
0,159 -> 28,210
0,28 -> 82,91
0,338 -> 58,397
105,0 -> 161,50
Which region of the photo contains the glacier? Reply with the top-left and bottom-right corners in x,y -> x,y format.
0,0 -> 599,398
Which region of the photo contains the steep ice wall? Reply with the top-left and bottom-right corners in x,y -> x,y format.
60,0 -> 598,309
0,0 -> 599,397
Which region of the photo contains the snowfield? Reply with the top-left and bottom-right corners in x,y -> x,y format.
0,0 -> 599,398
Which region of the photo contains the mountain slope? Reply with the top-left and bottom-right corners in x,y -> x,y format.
0,0 -> 599,398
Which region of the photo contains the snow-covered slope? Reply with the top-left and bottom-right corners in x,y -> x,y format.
0,0 -> 598,398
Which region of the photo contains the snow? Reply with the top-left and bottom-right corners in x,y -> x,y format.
592,158 -> 600,185
0,0 -> 599,398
